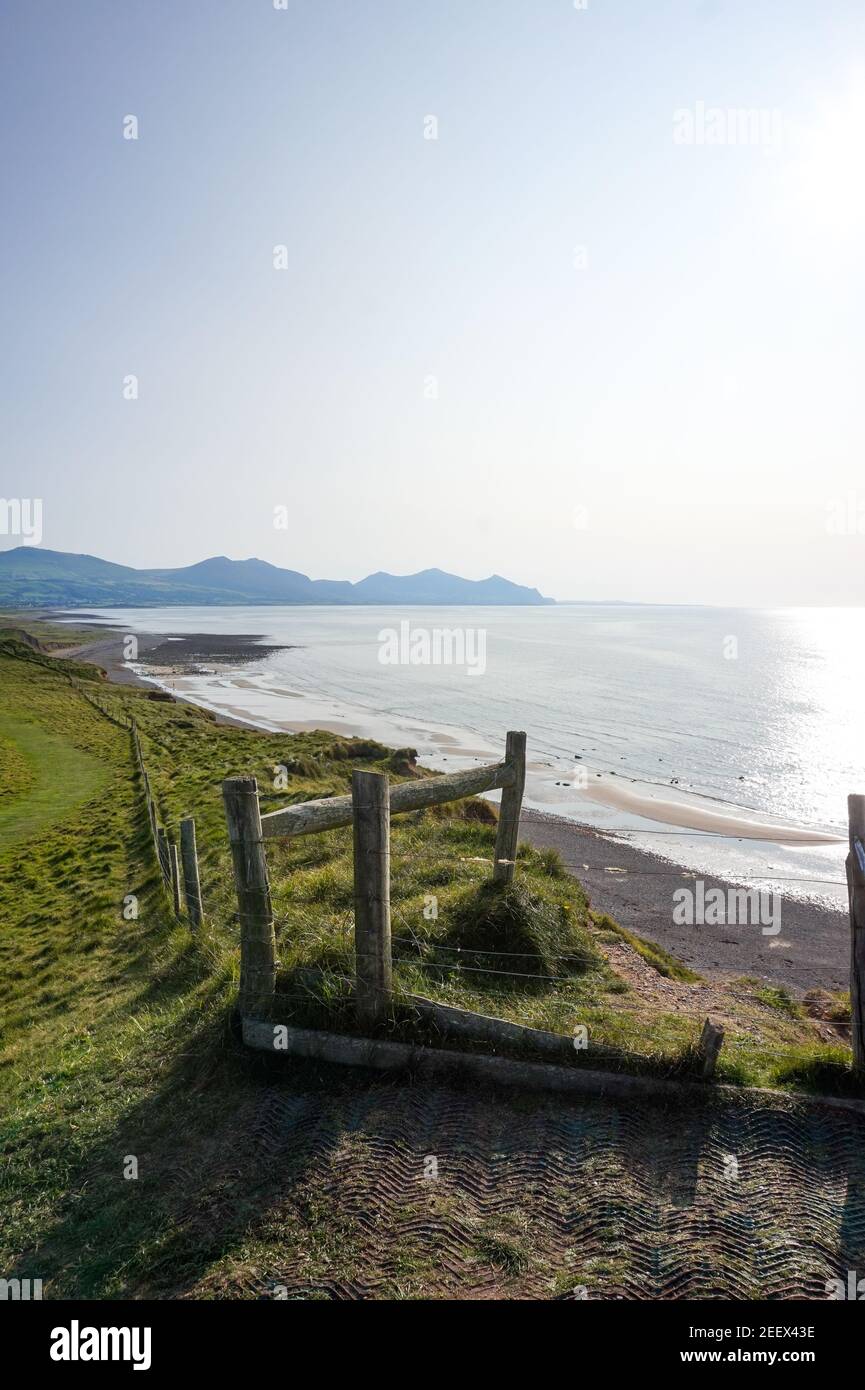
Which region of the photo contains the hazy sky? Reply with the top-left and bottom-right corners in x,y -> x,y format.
2,1 -> 864,604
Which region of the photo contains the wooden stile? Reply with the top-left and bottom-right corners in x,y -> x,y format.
226,732 -> 526,1022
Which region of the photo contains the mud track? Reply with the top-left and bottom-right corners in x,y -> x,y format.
182,1074 -> 865,1300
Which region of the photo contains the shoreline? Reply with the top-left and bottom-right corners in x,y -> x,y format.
520,808 -> 847,994
66,621 -> 844,837
52,621 -> 849,993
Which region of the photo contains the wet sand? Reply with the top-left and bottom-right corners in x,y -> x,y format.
580,779 -> 842,845
50,625 -> 293,729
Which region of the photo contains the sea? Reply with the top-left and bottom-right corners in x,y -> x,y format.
72,603 -> 864,909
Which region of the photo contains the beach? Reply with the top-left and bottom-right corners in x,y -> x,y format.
521,809 -> 847,993
54,617 -> 851,993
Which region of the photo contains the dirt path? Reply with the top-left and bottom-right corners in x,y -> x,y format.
185,1073 -> 865,1300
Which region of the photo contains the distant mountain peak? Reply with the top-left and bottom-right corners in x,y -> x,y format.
0,547 -> 554,609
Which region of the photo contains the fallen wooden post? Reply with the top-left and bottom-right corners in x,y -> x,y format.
352,769 -> 392,1027
260,756 -> 515,839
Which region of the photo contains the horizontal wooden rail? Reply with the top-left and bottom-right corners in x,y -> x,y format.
225,731 -> 526,1024
260,758 -> 515,840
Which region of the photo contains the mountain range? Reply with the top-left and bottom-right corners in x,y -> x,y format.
0,548 -> 554,608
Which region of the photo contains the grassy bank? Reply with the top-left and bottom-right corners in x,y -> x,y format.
0,635 -> 857,1296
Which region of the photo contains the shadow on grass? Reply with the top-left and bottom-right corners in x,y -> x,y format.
11,987 -> 865,1299
8,988 -> 365,1298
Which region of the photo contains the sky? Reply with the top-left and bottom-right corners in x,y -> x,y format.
2,0 -> 865,605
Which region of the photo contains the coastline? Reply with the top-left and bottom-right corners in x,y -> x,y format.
520,808 -> 847,994
55,620 -> 849,993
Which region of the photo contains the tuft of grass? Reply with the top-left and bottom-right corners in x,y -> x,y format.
744,982 -> 803,1019
803,987 -> 851,1025
435,879 -> 583,989
770,1048 -> 860,1096
472,1218 -> 529,1275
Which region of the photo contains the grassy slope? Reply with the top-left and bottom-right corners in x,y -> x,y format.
0,640 -> 856,1297
0,614 -> 102,650
0,714 -> 109,848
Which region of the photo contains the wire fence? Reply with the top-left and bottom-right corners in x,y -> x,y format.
67,677 -> 203,921
64,681 -> 854,1074
267,851 -> 852,1067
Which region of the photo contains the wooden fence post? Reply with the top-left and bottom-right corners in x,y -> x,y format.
847,795 -> 865,1070
352,769 -> 392,1028
223,777 -> 276,1018
697,1016 -> 725,1079
493,730 -> 526,885
180,816 -> 204,929
147,799 -> 159,857
157,827 -> 170,883
169,842 -> 182,917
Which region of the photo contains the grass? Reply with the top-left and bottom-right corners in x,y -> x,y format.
0,614 -> 102,651
0,635 -> 860,1297
0,713 -> 109,849
0,727 -> 33,803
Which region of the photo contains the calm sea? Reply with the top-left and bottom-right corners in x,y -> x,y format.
77,604 -> 864,907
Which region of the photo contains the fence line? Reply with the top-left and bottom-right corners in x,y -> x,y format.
61,676 -> 860,1083
68,678 -> 204,929
224,727 -> 865,1084
225,731 -> 528,1027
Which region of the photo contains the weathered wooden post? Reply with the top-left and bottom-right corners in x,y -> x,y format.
352,769 -> 392,1027
493,730 -> 527,885
169,841 -> 183,917
180,816 -> 204,929
156,827 -> 170,883
697,1016 -> 725,1079
846,795 -> 865,1071
223,777 -> 277,1018
146,793 -> 159,859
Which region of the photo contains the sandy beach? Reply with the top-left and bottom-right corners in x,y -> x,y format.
520,809 -> 848,994
51,620 -> 850,994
